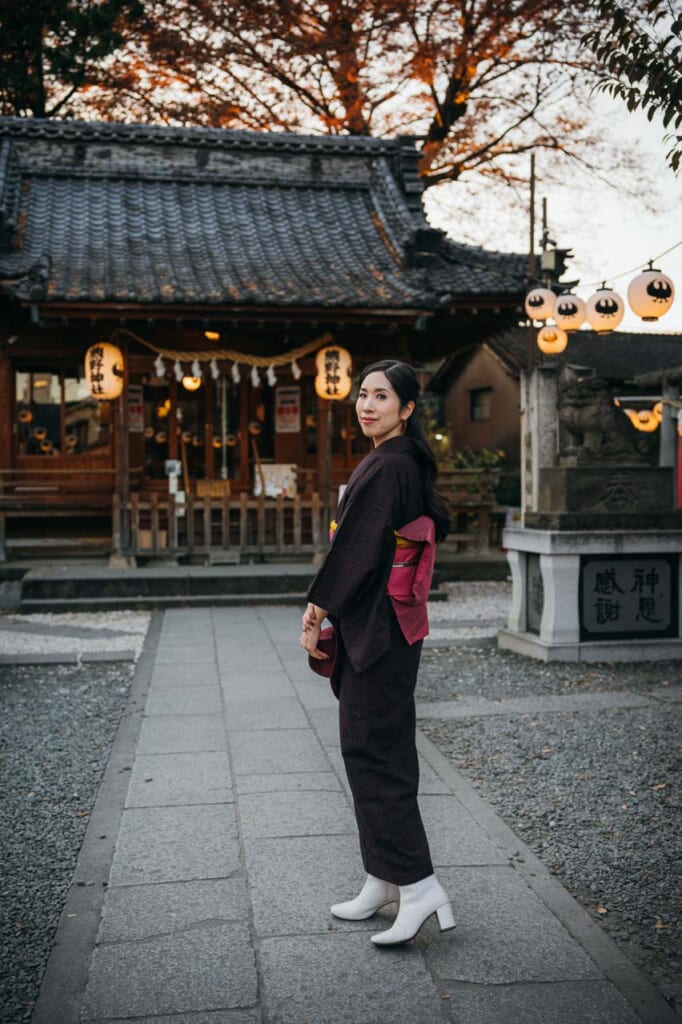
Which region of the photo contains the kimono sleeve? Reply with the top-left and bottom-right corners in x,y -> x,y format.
306,459 -> 399,618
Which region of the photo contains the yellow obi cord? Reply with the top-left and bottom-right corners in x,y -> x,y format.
329,520 -> 421,549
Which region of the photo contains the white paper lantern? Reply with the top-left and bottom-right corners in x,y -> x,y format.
627,267 -> 675,321
524,287 -> 555,322
85,342 -> 125,400
537,324 -> 568,355
553,293 -> 586,332
315,345 -> 353,400
585,287 -> 625,334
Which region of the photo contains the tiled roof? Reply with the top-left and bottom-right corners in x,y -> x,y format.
432,325 -> 682,388
0,117 -> 525,311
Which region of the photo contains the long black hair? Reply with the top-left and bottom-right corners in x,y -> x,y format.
358,360 -> 450,541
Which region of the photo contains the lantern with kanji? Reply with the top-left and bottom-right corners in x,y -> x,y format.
85,342 -> 125,400
315,345 -> 352,400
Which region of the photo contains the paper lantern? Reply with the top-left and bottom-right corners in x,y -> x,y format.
585,288 -> 625,334
627,267 -> 675,321
225,433 -> 238,447
85,342 -> 124,400
553,293 -> 586,332
524,287 -> 555,322
315,345 -> 352,400
537,324 -> 568,355
624,408 -> 659,432
182,376 -> 202,391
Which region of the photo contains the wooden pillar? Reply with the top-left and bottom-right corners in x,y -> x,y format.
239,378 -> 249,490
204,374 -> 214,479
0,351 -> 12,473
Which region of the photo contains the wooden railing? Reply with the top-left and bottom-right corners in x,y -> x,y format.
115,492 -> 327,560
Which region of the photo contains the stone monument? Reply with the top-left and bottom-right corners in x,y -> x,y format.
498,363 -> 682,661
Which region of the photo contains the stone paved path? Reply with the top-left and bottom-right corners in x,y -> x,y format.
31,606 -> 676,1024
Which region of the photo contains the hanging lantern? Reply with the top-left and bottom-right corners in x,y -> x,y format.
524,287 -> 555,322
144,426 -> 155,439
155,430 -> 167,443
212,436 -> 223,448
248,421 -> 262,436
653,401 -> 663,423
586,287 -> 625,334
553,293 -> 586,332
192,435 -> 202,447
33,426 -> 47,441
18,409 -> 33,424
536,324 -> 568,355
204,330 -> 221,342
40,439 -> 53,453
225,433 -> 238,447
65,433 -> 78,449
623,408 -> 659,433
182,430 -> 192,443
85,342 -> 124,400
182,376 -> 202,391
627,265 -> 675,321
315,345 -> 352,400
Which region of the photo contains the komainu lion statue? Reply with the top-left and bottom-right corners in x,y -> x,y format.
558,365 -> 650,465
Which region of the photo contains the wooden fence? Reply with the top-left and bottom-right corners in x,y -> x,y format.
115,491 -> 327,560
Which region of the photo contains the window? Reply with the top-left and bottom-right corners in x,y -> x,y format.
16,369 -> 112,456
469,387 -> 492,421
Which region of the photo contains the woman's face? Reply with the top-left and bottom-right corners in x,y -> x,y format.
356,371 -> 414,446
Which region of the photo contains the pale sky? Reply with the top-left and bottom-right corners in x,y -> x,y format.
425,98 -> 682,334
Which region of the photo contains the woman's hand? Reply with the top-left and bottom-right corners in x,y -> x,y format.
299,622 -> 329,661
300,603 -> 329,660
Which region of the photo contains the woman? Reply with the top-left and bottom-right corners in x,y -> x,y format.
300,359 -> 455,946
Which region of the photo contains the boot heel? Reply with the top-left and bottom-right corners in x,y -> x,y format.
436,902 -> 455,932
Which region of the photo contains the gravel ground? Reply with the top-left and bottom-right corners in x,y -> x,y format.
0,663 -> 134,1024
417,643 -> 682,1012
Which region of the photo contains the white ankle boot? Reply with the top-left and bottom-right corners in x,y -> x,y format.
331,874 -> 400,921
371,874 -> 455,945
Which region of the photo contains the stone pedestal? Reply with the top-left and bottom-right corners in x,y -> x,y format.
498,527 -> 682,661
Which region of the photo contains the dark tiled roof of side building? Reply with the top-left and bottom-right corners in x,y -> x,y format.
0,117 -> 526,311
430,325 -> 682,390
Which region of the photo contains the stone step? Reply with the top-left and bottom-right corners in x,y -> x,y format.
19,588 -> 448,613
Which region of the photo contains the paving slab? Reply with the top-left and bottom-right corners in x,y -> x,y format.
126,751 -> 233,807
239,789 -> 357,838
243,834 -> 374,937
420,794 -> 510,866
259,932 -> 449,1024
425,865 -> 602,983
229,728 -> 330,775
223,696 -> 309,731
235,770 -> 342,795
110,804 -> 240,885
137,714 -> 228,754
82,1013 -> 261,1024
97,878 -> 250,942
151,662 -> 221,687
145,684 -> 223,716
81,924 -> 257,1020
437,979 -> 643,1024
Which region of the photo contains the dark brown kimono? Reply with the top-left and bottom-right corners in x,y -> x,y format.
307,434 -> 434,885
